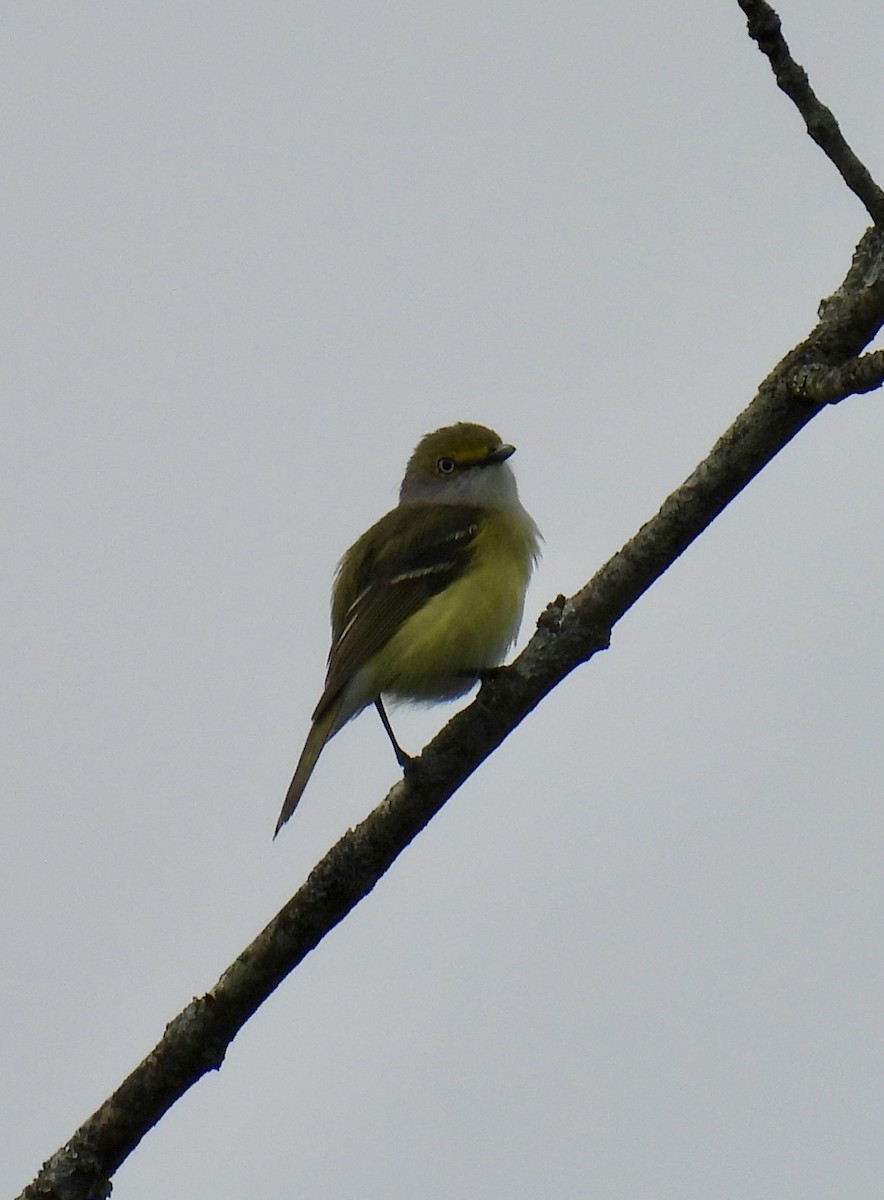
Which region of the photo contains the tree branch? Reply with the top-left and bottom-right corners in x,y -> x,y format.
20,220 -> 884,1200
737,0 -> 884,226
18,7 -> 884,1199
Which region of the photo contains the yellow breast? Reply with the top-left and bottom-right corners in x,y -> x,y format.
378,507 -> 538,701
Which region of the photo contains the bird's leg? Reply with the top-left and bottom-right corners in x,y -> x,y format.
375,699 -> 415,769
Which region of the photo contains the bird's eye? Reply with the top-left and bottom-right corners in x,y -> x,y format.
437,457 -> 456,475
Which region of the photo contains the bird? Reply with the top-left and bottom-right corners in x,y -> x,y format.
275,421 -> 540,835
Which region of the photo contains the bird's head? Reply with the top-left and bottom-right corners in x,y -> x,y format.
399,422 -> 520,509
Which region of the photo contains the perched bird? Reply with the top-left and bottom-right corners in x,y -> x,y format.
275,421 -> 540,835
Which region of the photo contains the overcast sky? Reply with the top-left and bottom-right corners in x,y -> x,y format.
4,3 -> 884,1197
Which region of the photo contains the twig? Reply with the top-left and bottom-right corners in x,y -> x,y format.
737,0 -> 884,226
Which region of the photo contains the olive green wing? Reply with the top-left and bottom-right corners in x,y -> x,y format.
313,504 -> 480,721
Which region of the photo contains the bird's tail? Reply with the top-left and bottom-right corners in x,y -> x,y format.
274,704 -> 340,836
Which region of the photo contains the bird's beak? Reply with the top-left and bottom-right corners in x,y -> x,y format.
483,443 -> 515,465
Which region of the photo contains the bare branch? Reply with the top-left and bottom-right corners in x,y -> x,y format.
737,0 -> 884,226
19,219 -> 884,1200
17,12 -> 884,1199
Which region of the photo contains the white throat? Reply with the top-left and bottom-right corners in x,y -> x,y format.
400,460 -> 524,511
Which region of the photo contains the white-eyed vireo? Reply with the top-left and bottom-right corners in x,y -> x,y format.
275,421 -> 540,834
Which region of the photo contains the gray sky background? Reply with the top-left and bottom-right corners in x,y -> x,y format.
3,3 -> 884,1196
